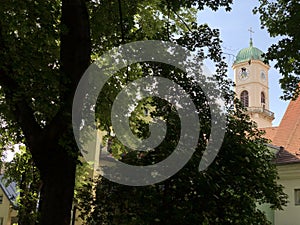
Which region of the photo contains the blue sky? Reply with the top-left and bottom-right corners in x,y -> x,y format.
197,0 -> 289,126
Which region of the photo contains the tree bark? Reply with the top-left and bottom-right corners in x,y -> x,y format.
37,146 -> 77,225
35,0 -> 91,224
36,0 -> 91,223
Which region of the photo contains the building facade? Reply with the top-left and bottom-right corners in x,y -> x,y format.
233,38 -> 274,128
0,175 -> 18,225
234,38 -> 300,225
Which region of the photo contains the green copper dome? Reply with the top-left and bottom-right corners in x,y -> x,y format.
233,39 -> 264,65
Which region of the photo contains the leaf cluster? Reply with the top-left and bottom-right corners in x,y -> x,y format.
254,0 -> 300,99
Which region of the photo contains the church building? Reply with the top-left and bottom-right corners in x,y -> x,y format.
233,38 -> 274,128
233,37 -> 300,225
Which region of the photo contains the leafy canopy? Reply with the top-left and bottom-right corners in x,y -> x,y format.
254,0 -> 300,99
0,0 -> 287,224
76,1 -> 286,225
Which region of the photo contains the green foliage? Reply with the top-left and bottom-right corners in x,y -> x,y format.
0,0 -> 286,224
76,4 -> 287,222
0,0 -> 61,124
254,0 -> 300,100
4,146 -> 41,225
78,99 -> 287,224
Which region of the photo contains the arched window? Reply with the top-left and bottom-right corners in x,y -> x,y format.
240,90 -> 249,107
261,92 -> 265,104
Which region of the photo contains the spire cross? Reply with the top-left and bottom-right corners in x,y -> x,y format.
248,27 -> 254,39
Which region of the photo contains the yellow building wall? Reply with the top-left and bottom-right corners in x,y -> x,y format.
233,60 -> 273,128
233,60 -> 270,109
249,112 -> 273,128
0,188 -> 18,225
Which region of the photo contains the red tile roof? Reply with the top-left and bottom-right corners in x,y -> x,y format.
263,126 -> 278,141
263,96 -> 300,164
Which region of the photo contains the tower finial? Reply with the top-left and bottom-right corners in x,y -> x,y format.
248,27 -> 254,47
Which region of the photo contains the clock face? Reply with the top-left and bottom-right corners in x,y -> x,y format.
239,67 -> 249,81
261,70 -> 266,81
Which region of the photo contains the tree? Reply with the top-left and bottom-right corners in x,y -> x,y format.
0,1 -> 237,224
254,0 -> 300,100
76,10 -> 286,223
77,65 -> 287,224
0,0 -> 88,224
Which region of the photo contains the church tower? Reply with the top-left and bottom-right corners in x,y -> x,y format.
232,38 -> 274,128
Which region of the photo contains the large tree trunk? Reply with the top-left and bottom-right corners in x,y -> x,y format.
0,0 -> 90,224
37,146 -> 77,225
35,0 -> 91,224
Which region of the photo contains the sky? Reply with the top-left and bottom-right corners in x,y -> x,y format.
197,0 -> 289,126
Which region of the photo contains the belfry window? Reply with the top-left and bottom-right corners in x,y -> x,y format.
240,90 -> 249,107
261,92 -> 265,104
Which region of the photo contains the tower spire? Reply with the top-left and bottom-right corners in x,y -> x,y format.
248,27 -> 254,47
